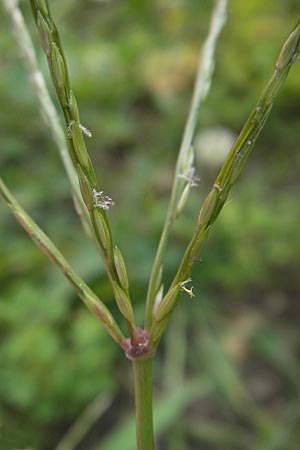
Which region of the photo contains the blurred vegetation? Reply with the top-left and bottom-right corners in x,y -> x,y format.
0,0 -> 300,449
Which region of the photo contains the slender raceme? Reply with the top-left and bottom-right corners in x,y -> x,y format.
2,0 -> 92,235
149,16 -> 300,349
0,177 -> 124,345
28,0 -> 137,338
145,0 -> 228,328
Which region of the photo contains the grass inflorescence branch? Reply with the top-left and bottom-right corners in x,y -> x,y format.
145,0 -> 229,329
149,15 -> 300,349
2,0 -> 92,236
0,177 -> 124,345
29,0 -> 138,339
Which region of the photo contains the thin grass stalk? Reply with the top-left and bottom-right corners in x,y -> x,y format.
150,16 -> 300,348
0,177 -> 124,345
145,0 -> 228,328
2,0 -> 91,236
132,358 -> 155,450
29,0 -> 137,337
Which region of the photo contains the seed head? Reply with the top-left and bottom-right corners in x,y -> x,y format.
71,121 -> 90,169
37,12 -> 52,56
197,188 -> 218,228
77,165 -> 93,211
277,24 -> 300,70
92,209 -> 111,251
112,281 -> 135,323
113,246 -> 129,291
51,42 -> 66,89
154,283 -> 181,323
34,0 -> 49,17
69,90 -> 80,122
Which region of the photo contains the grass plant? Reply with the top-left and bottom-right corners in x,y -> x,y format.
1,0 -> 300,449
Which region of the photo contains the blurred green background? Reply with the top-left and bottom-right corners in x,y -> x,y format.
1,1 -> 300,449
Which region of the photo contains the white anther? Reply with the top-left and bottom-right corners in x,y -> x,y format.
92,189 -> 115,210
214,183 -> 222,192
79,123 -> 92,138
178,166 -> 200,187
67,120 -> 75,137
67,120 -> 92,138
180,278 -> 195,298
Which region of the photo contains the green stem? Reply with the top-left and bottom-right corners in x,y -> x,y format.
132,358 -> 155,450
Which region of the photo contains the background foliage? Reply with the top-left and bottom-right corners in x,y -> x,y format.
0,1 -> 300,449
